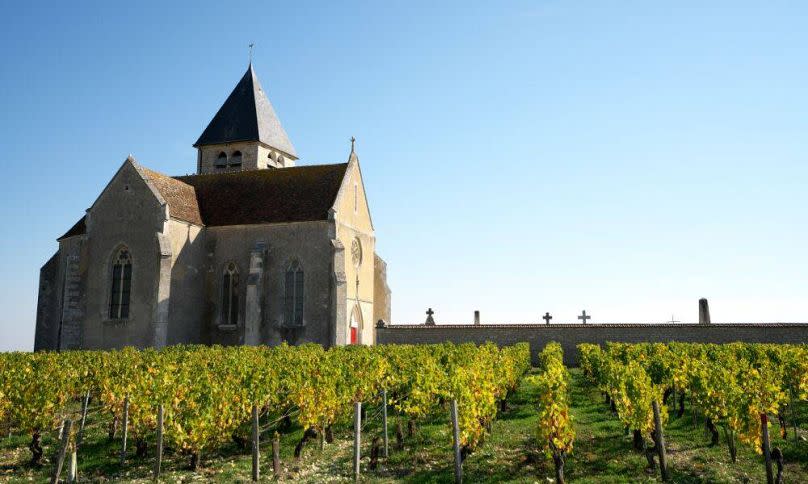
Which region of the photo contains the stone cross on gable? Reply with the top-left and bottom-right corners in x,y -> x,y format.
425,308 -> 436,325
543,312 -> 552,324
578,310 -> 591,324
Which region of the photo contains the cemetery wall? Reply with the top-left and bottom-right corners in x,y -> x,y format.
375,323 -> 808,366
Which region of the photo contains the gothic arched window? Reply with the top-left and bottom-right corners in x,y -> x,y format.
215,152 -> 228,168
229,151 -> 243,167
221,262 -> 239,325
284,260 -> 304,326
109,248 -> 132,319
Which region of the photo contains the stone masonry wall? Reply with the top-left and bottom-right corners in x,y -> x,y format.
376,324 -> 808,366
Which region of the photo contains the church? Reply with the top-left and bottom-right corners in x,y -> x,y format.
34,64 -> 391,351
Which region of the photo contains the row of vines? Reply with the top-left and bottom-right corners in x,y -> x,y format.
0,342 -> 530,477
531,342 -> 575,484
578,342 -> 808,483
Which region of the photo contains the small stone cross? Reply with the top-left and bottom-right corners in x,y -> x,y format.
578,310 -> 591,324
425,308 -> 436,325
543,312 -> 552,324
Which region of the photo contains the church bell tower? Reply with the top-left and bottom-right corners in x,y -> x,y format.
194,64 -> 298,174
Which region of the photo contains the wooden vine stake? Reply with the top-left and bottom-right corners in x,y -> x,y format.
450,399 -> 463,484
50,419 -> 72,484
120,396 -> 129,466
272,432 -> 281,476
652,400 -> 669,481
761,413 -> 774,484
154,404 -> 164,481
382,389 -> 389,458
251,405 -> 260,482
76,390 -> 90,449
354,402 -> 362,481
67,448 -> 77,483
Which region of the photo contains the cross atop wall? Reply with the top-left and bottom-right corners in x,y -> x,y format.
425,308 -> 436,326
578,310 -> 591,324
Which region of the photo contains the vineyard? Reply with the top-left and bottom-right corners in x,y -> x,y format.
579,342 -> 808,483
0,342 -> 530,482
0,342 -> 806,482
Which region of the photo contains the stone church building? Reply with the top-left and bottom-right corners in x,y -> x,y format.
35,64 -> 391,351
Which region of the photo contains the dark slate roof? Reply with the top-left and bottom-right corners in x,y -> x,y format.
194,64 -> 297,157
176,163 -> 348,226
58,216 -> 86,240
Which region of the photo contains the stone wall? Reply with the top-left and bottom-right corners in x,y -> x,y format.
205,221 -> 335,347
34,253 -> 61,351
333,159 -> 376,346
198,142 -> 295,174
376,323 -> 808,366
81,162 -> 167,350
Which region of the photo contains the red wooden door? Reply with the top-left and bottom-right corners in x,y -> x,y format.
350,326 -> 358,344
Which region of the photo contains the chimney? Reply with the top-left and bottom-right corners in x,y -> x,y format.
699,298 -> 711,325
473,310 -> 480,325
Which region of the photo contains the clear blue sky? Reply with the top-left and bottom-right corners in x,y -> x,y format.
1,1 -> 806,350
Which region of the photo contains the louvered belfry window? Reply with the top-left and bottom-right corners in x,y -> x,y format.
109,248 -> 132,319
285,260 -> 304,326
221,263 -> 239,325
215,152 -> 228,168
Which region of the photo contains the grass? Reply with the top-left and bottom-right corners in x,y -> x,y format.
1,370 -> 806,482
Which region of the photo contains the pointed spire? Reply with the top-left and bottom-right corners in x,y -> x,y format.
348,136 -> 359,163
194,64 -> 297,158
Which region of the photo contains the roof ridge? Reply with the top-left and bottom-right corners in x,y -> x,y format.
174,162 -> 348,181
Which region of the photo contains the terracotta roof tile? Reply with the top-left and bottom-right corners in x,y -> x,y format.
58,163 -> 347,239
140,167 -> 203,225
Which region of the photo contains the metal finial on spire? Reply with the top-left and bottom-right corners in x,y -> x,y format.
249,43 -> 254,63
350,136 -> 356,153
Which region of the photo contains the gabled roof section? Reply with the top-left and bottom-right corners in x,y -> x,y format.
58,216 -> 86,240
176,163 -> 348,226
194,64 -> 297,157
139,167 -> 203,225
57,160 -> 347,239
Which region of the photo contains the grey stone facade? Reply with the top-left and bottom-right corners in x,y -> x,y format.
376,324 -> 808,366
34,64 -> 391,351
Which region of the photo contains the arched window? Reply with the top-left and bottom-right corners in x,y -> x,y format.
215,152 -> 228,168
109,248 -> 132,319
277,155 -> 285,166
284,260 -> 304,326
221,263 -> 239,325
229,151 -> 242,167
